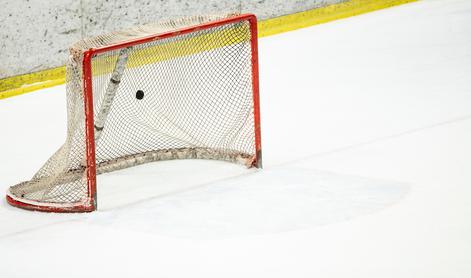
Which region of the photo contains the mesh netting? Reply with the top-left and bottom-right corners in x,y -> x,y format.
7,14 -> 259,210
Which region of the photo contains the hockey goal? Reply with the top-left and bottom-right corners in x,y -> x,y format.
6,14 -> 261,212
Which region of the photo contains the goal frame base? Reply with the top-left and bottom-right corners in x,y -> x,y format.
6,193 -> 95,213
6,147 -> 260,213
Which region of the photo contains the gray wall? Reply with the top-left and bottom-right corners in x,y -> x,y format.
0,0 -> 344,79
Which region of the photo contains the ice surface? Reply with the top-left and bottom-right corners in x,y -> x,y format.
1,0 -> 471,277
93,166 -> 409,239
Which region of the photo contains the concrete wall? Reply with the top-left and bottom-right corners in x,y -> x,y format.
0,0 -> 344,79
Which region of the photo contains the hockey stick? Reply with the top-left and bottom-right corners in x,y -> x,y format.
94,47 -> 131,140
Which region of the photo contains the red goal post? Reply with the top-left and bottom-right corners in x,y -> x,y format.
6,14 -> 262,212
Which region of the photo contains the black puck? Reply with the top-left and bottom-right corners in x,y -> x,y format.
136,90 -> 144,100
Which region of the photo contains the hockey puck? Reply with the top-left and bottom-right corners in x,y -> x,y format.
136,90 -> 144,100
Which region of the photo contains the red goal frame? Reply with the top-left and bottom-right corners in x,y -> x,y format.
6,14 -> 261,213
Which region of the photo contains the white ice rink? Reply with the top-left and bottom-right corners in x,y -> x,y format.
1,0 -> 471,277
